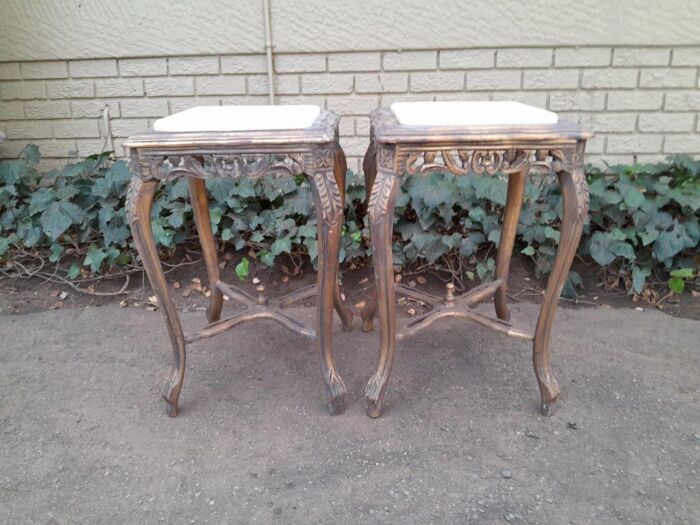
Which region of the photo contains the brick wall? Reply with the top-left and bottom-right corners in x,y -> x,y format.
1,46 -> 699,172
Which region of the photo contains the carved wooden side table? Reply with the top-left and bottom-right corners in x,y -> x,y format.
361,101 -> 592,417
124,105 -> 353,417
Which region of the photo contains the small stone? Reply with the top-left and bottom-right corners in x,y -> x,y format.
355,300 -> 366,309
394,274 -> 402,283
407,308 -> 416,316
358,277 -> 369,285
341,293 -> 346,301
409,280 -> 416,288
252,277 -> 260,284
417,276 -> 426,284
173,281 -> 181,289
281,275 -> 289,283
59,291 -> 68,300
501,469 -> 512,479
635,306 -> 643,312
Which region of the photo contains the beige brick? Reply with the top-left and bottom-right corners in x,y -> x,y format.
638,113 -> 695,132
21,61 -> 67,79
71,100 -> 119,118
247,75 -> 299,96
169,97 -> 222,113
338,117 -> 354,136
383,51 -> 436,71
338,137 -> 369,156
53,119 -> 100,138
607,91 -> 663,110
549,91 -> 606,111
639,68 -> 696,88
145,77 -> 194,96
585,112 -> 637,132
581,69 -> 638,88
434,92 -> 494,103
169,56 -> 219,75
47,80 -> 94,98
555,47 -> 611,67
326,95 -> 379,115
107,118 -> 149,137
219,95 -> 269,106
26,139 -> 78,157
664,134 -> 700,153
492,91 -> 548,108
119,58 -> 167,76
523,69 -> 579,90
584,135 -> 605,154
0,140 -> 30,158
355,116 -> 370,136
612,48 -> 671,66
665,92 -> 700,110
120,99 -> 169,117
69,59 -> 117,78
221,55 -> 268,74
0,63 -> 21,80
195,76 -> 246,95
1,81 -> 46,100
4,121 -> 52,139
24,100 -> 71,119
0,101 -> 24,119
606,134 -> 662,154
76,139 -> 108,156
410,71 -> 464,92
355,72 -> 408,94
328,52 -> 380,72
588,154 -> 634,166
275,95 -> 325,107
672,47 -> 700,66
275,54 -> 326,73
497,48 -> 552,68
95,78 -> 144,97
467,70 -> 520,90
379,93 -> 434,106
301,74 -> 353,94
439,49 -> 494,69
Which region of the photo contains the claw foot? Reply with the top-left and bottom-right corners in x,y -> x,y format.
538,375 -> 560,417
162,375 -> 182,418
365,373 -> 384,418
326,373 -> 346,415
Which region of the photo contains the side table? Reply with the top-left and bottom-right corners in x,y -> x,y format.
361,101 -> 592,417
124,105 -> 353,416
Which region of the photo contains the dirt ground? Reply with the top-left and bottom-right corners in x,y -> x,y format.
0,261 -> 699,523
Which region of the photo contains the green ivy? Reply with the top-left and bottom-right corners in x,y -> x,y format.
1,144 -> 698,297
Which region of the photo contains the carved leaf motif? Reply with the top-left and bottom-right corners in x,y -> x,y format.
125,176 -> 143,225
311,171 -> 341,223
405,149 -> 554,177
368,172 -> 397,221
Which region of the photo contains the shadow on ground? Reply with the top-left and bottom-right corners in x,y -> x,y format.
1,303 -> 698,523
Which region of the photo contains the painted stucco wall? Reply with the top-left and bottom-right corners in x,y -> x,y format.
1,0 -> 699,169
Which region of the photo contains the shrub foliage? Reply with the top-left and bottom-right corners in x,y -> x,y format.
1,145 -> 698,294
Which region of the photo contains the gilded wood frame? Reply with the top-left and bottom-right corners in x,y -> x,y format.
124,110 -> 353,417
361,108 -> 592,417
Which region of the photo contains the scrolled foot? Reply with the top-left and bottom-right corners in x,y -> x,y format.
162,375 -> 182,418
538,375 -> 560,417
365,373 -> 384,418
326,373 -> 346,415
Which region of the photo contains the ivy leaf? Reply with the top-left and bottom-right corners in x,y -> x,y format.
259,250 -> 275,267
20,144 -> 41,165
632,266 -> 651,294
670,268 -> 694,279
28,188 -> 56,215
49,243 -> 64,263
407,174 -> 454,208
0,234 -> 17,256
521,245 -> 536,256
271,236 -> 292,256
668,277 -> 684,294
206,178 -> 236,202
40,201 -> 84,241
84,245 -> 108,273
235,257 -> 249,280
67,264 -> 81,279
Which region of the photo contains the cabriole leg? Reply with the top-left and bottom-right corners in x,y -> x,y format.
494,168 -> 527,321
308,161 -> 346,415
533,149 -> 588,416
365,153 -> 399,418
360,141 -> 378,332
188,176 -> 223,323
332,145 -> 353,332
127,175 -> 186,417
